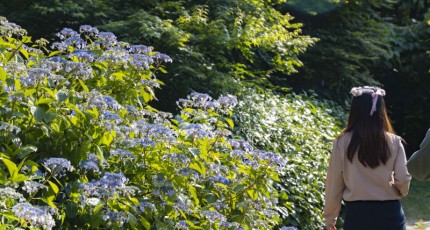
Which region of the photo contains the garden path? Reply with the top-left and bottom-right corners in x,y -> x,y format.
406,220 -> 430,230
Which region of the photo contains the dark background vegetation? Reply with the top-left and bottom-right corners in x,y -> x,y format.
1,0 -> 429,153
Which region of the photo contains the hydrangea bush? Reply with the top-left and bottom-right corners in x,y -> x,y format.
0,17 -> 294,229
234,90 -> 345,229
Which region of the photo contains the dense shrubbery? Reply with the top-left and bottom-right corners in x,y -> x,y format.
0,17 -> 347,229
0,18 -> 294,229
0,0 -> 318,112
234,90 -> 345,229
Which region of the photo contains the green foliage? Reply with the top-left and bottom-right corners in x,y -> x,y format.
0,0 -> 317,112
282,1 -> 396,99
0,18 -> 291,229
233,89 -> 345,229
281,0 -> 430,152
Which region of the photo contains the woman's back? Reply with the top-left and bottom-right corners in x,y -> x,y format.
323,86 -> 411,230
336,132 -> 410,201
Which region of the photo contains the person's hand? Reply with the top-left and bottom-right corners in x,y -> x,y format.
327,225 -> 337,230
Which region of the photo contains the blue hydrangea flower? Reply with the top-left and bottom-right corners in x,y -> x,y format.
12,203 -> 56,230
216,95 -> 238,110
130,54 -> 152,70
129,45 -> 152,54
139,201 -> 157,212
219,221 -> 243,229
102,210 -> 128,227
69,50 -> 96,62
109,149 -> 135,159
201,210 -> 227,223
79,25 -> 99,36
63,61 -> 93,80
56,28 -> 78,40
210,175 -> 231,185
96,32 -> 117,47
152,52 -> 173,63
22,181 -> 48,194
280,227 -> 298,230
42,158 -> 74,178
0,187 -> 25,202
78,160 -> 100,173
176,220 -> 189,230
80,172 -> 128,199
162,153 -> 190,165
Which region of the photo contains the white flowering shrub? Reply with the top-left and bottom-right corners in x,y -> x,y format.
234,90 -> 345,229
0,17 -> 294,229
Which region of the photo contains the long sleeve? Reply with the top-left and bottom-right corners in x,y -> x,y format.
323,140 -> 345,229
407,129 -> 430,181
393,137 -> 411,196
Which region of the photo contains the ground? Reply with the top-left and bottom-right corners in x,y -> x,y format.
402,179 -> 430,230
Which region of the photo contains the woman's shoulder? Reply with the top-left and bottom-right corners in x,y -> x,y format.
335,132 -> 352,146
385,132 -> 403,145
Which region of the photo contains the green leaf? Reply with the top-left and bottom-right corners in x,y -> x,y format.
112,72 -> 126,81
32,105 -> 47,122
1,211 -> 19,221
19,48 -> 29,59
140,217 -> 151,230
188,147 -> 200,157
0,157 -> 17,178
41,196 -> 58,209
189,161 -> 206,176
224,117 -> 234,128
78,79 -> 89,92
48,180 -> 59,194
142,90 -> 152,103
48,50 -> 61,57
16,145 -> 38,159
188,184 -> 200,205
127,212 -> 138,229
36,97 -> 55,105
247,189 -> 258,200
12,174 -> 28,183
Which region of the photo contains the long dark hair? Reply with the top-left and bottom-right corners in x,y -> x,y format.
342,90 -> 394,168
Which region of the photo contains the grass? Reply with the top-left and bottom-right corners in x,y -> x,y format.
401,179 -> 430,223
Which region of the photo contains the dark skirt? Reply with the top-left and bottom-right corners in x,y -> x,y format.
344,200 -> 406,230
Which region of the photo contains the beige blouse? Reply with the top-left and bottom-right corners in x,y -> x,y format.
323,132 -> 411,228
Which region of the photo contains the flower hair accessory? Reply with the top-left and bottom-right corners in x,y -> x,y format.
350,86 -> 386,116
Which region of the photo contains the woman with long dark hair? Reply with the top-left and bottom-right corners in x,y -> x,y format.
323,86 -> 411,230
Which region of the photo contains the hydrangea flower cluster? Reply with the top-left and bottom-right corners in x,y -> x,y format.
22,181 -> 48,194
177,92 -> 238,111
79,172 -> 129,201
0,16 -> 27,37
42,158 -> 74,178
0,187 -> 26,206
12,203 -> 56,230
78,153 -> 100,173
0,20 -> 291,229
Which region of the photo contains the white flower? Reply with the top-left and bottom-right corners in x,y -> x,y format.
350,87 -> 363,97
